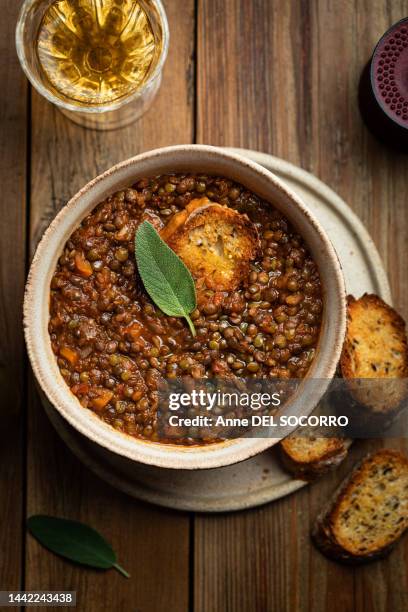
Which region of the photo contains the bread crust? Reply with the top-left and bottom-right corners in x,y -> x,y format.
279,438 -> 350,481
340,294 -> 408,416
312,449 -> 408,563
161,197 -> 259,290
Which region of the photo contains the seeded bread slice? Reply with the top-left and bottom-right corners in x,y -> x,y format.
280,437 -> 350,480
312,449 -> 408,563
161,197 -> 259,291
340,294 -> 408,414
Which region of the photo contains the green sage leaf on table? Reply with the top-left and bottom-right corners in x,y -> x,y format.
135,221 -> 197,336
27,515 -> 130,578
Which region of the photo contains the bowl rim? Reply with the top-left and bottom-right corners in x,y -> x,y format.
24,144 -> 347,469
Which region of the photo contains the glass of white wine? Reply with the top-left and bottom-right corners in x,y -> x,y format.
16,0 -> 169,130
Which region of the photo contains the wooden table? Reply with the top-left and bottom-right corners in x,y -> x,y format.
1,1 -> 408,610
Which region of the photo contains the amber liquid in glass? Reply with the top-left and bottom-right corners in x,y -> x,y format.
36,0 -> 156,106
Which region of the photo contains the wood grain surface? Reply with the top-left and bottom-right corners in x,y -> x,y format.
0,0 -> 27,597
1,1 -> 407,611
26,1 -> 194,611
195,2 -> 408,612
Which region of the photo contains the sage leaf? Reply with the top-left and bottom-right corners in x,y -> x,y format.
135,221 -> 197,336
27,515 -> 130,578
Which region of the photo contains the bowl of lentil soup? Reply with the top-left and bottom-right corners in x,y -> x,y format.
24,145 -> 346,469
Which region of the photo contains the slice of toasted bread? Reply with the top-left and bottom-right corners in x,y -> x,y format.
280,437 -> 350,480
340,294 -> 408,413
312,449 -> 408,563
161,197 -> 259,291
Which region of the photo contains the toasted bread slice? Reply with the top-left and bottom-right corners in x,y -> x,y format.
312,449 -> 408,563
161,197 -> 259,291
280,437 -> 350,480
340,294 -> 408,413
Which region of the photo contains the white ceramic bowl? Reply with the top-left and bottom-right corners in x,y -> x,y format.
24,145 -> 346,469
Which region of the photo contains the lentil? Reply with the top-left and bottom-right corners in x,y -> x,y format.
49,172 -> 323,445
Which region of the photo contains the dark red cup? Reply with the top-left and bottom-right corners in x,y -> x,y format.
359,17 -> 408,150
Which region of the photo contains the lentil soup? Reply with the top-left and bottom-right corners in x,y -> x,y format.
49,173 -> 323,444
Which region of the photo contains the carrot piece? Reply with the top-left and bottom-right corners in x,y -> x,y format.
60,346 -> 78,365
91,389 -> 113,411
123,322 -> 143,340
74,252 -> 93,277
131,389 -> 143,402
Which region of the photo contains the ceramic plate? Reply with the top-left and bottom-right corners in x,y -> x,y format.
42,149 -> 391,512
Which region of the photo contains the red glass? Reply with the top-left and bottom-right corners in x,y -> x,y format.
359,17 -> 408,150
